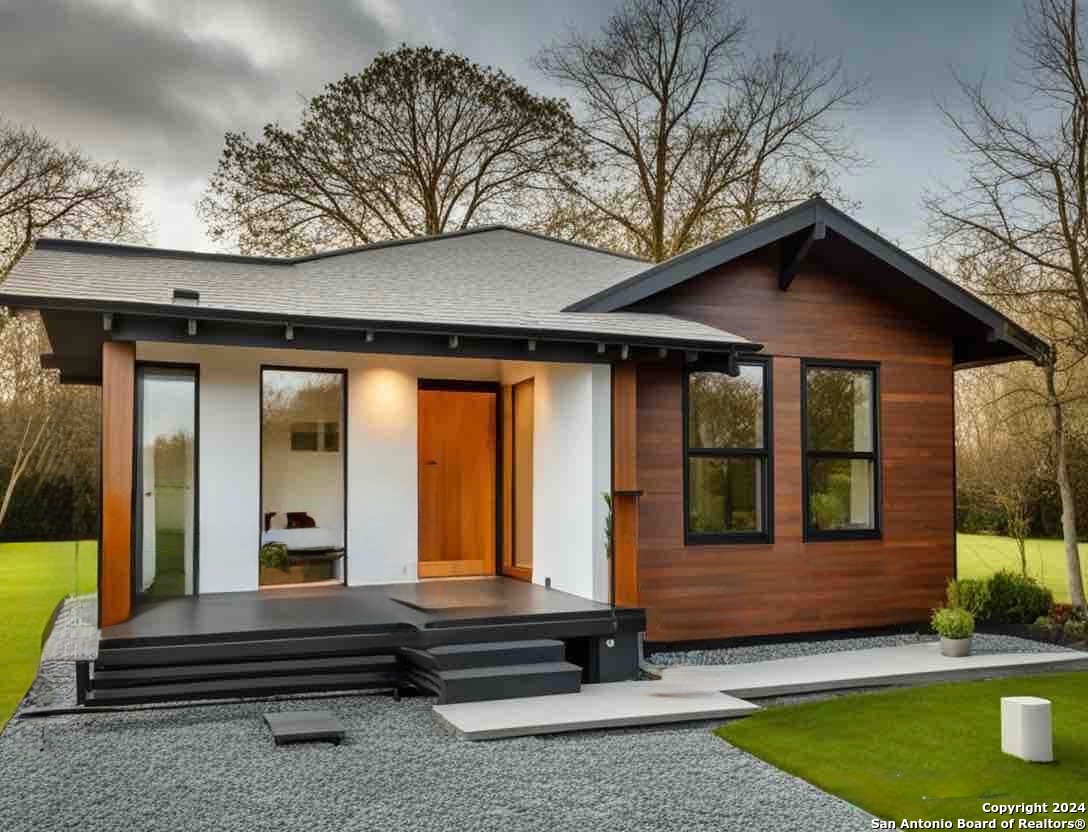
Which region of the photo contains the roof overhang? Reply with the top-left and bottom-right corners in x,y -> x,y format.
2,294 -> 762,385
564,197 -> 1050,369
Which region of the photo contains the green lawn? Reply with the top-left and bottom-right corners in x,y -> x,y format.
958,533 -> 1088,604
718,672 -> 1088,824
0,540 -> 96,727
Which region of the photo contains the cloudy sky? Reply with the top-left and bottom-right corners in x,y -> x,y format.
0,0 -> 1025,254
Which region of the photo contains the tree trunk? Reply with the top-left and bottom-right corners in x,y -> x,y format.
1045,360 -> 1087,610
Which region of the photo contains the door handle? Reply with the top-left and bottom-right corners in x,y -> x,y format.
426,460 -> 438,465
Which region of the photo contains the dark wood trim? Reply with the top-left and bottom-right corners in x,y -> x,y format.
800,358 -> 882,542
133,362 -> 201,602
611,363 -> 640,607
779,221 -> 825,290
417,378 -> 501,393
682,356 -> 774,545
258,365 -> 349,587
101,341 -> 135,627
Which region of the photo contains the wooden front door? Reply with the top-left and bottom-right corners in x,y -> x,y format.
417,386 -> 497,578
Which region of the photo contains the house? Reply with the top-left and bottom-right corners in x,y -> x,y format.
0,197 -> 1045,657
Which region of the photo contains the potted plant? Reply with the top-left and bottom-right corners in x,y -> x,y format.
932,606 -> 975,657
259,542 -> 290,571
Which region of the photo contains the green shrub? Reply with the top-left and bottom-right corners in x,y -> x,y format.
931,607 -> 975,639
985,570 -> 1053,626
946,578 -> 990,619
259,542 -> 290,571
1030,615 -> 1060,641
1065,619 -> 1088,643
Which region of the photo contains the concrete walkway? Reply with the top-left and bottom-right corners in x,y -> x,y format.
436,642 -> 1087,740
659,641 -> 1088,698
434,681 -> 758,740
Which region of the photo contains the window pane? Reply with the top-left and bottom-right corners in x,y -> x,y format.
807,457 -> 875,531
290,422 -> 319,451
688,365 -> 764,449
688,457 -> 763,534
322,421 -> 340,452
806,368 -> 874,452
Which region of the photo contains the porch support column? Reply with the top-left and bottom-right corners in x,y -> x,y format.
611,362 -> 640,608
100,340 -> 135,626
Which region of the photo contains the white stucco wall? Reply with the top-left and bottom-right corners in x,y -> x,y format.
134,342 -> 610,598
501,362 -> 612,601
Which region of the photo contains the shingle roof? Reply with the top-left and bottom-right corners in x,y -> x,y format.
0,226 -> 753,348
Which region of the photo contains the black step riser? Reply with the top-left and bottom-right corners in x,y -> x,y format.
85,670 -> 398,705
401,642 -> 564,671
97,632 -> 407,668
92,656 -> 396,688
441,669 -> 581,704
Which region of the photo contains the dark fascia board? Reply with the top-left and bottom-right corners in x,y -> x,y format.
0,293 -> 762,355
563,197 -> 1049,365
32,224 -> 646,266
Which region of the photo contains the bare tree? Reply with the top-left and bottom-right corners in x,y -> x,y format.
0,118 -> 145,277
0,311 -> 98,530
928,0 -> 1088,608
535,0 -> 864,261
957,367 -> 1049,575
199,46 -> 585,256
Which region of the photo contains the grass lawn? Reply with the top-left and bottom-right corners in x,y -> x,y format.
0,540 -> 96,727
958,532 -> 1088,604
718,672 -> 1088,824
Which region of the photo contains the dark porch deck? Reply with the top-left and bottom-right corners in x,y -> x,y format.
86,579 -> 644,706
101,578 -> 642,648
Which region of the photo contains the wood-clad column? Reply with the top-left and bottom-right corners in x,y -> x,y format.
611,362 -> 640,608
100,340 -> 135,626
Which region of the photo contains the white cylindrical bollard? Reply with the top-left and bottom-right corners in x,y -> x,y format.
1001,696 -> 1053,762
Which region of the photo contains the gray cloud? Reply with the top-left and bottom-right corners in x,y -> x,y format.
0,0 -> 1027,251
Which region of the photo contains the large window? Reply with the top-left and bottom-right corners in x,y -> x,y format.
803,362 -> 880,540
684,360 -> 771,543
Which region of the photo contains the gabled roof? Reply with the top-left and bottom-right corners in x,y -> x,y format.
563,196 -> 1048,367
0,224 -> 753,351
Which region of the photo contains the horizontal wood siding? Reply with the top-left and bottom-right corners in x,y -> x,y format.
633,249 -> 955,642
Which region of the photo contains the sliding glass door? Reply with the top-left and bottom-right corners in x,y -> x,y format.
260,368 -> 346,587
135,365 -> 197,599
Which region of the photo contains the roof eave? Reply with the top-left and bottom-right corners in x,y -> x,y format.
563,198 -> 1049,366
0,292 -> 762,355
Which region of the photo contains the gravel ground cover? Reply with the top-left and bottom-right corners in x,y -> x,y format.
648,631 -> 1078,667
0,693 -> 871,832
19,596 -> 99,713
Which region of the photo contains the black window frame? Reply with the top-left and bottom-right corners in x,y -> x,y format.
682,356 -> 774,545
801,359 -> 882,542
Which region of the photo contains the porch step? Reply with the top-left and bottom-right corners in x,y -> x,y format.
91,654 -> 397,688
400,639 -> 565,670
84,664 -> 398,706
399,639 -> 582,704
87,638 -> 402,705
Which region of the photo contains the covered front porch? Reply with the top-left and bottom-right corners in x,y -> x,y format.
81,577 -> 646,706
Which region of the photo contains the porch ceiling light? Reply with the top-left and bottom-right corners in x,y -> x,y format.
449,334 -> 460,349
658,347 -> 668,359
620,344 -> 630,360
102,312 -> 113,332
364,329 -> 375,343
187,319 -> 197,336
285,324 -> 294,341
528,339 -> 537,352
597,342 -> 606,354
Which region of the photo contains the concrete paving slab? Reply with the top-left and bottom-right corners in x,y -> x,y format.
263,710 -> 346,745
660,642 -> 1088,698
433,680 -> 759,740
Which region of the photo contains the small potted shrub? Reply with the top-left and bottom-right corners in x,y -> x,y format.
259,542 -> 290,571
932,606 -> 975,657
